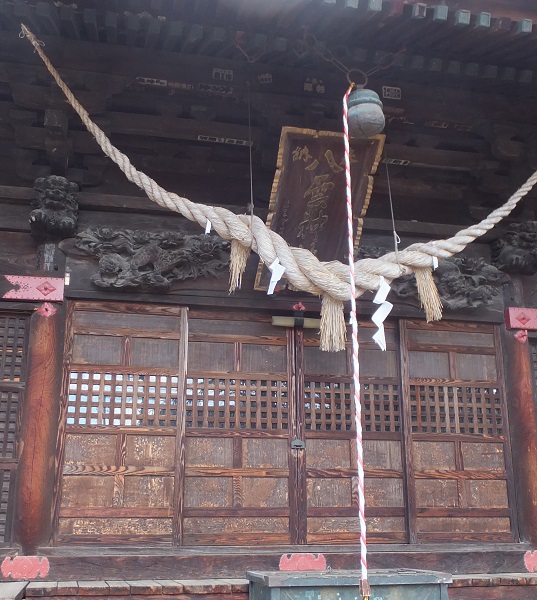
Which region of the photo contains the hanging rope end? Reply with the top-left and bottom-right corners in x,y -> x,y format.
414,267 -> 443,322
320,295 -> 346,352
360,577 -> 371,599
229,239 -> 250,293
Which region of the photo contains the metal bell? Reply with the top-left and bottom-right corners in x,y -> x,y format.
347,87 -> 385,139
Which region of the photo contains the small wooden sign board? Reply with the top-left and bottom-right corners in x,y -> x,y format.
255,127 -> 384,291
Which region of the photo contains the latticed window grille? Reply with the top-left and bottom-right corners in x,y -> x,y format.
303,379 -> 400,432
304,380 -> 352,431
363,382 -> 401,433
0,316 -> 26,383
409,384 -> 503,435
185,377 -> 289,429
0,314 -> 27,543
67,370 -> 180,427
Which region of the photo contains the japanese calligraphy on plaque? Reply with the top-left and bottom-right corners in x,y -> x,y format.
255,127 -> 384,291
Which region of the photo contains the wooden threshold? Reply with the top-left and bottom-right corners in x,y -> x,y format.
0,543 -> 527,581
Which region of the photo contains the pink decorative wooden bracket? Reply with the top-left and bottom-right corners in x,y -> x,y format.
524,550 -> 537,573
3,275 -> 64,302
1,556 -> 50,579
279,553 -> 327,571
505,307 -> 537,330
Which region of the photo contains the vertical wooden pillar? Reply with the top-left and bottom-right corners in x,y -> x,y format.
502,279 -> 537,545
14,240 -> 66,554
13,304 -> 65,553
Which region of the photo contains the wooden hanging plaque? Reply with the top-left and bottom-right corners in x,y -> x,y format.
255,127 -> 384,291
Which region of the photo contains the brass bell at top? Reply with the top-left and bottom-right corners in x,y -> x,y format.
347,87 -> 385,139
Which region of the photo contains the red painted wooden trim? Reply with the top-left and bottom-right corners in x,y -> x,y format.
279,553 -> 327,571
1,556 -> 50,579
525,550 -> 537,573
505,307 -> 537,330
3,275 -> 64,302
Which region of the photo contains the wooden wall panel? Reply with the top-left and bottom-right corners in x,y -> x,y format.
307,479 -> 351,508
303,346 -> 348,376
409,351 -> 450,379
63,433 -> 116,465
306,439 -> 351,469
243,439 -> 288,468
184,477 -> 233,507
72,334 -> 123,365
61,476 -> 114,508
123,476 -> 174,508
186,341 -> 235,372
125,435 -> 175,467
130,338 -> 180,368
58,517 -> 173,538
454,354 -> 497,381
461,480 -> 508,509
414,441 -> 456,470
366,479 -> 404,508
415,480 -> 458,508
241,344 -> 286,373
461,442 -> 505,470
363,440 -> 402,470
242,478 -> 288,507
185,438 -> 234,467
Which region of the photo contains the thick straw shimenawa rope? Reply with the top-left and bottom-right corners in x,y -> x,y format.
20,24 -> 537,350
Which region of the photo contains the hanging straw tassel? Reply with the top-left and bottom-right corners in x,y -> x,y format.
320,294 -> 347,352
414,267 -> 443,322
229,239 -> 250,292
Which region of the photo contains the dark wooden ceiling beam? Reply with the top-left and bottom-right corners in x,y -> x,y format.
59,5 -> 83,39
83,8 -> 99,42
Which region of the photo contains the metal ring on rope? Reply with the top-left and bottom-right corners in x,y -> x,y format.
346,68 -> 368,88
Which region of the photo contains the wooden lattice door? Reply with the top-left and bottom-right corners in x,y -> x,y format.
183,314 -> 293,544
183,316 -> 404,546
301,323 -> 406,544
56,302 -> 187,544
400,320 -> 517,543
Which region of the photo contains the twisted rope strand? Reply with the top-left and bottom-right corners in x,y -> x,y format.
343,85 -> 369,599
20,24 -> 537,314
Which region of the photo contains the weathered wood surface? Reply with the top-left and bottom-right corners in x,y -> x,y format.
6,545 -> 532,581
24,578 -> 248,596
13,303 -> 65,553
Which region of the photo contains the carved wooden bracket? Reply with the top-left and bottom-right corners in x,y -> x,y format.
358,247 -> 506,310
71,226 -> 230,291
491,222 -> 537,275
30,175 -> 79,241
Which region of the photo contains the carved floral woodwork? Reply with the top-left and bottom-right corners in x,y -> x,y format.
357,246 -> 506,309
491,222 -> 537,275
73,226 -> 230,291
30,175 -> 79,241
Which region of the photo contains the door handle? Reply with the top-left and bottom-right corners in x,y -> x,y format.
291,439 -> 305,449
